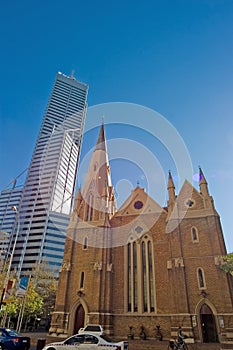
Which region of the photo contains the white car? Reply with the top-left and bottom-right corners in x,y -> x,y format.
78,324 -> 104,335
42,333 -> 128,350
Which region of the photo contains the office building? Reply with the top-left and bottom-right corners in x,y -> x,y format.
11,72 -> 88,274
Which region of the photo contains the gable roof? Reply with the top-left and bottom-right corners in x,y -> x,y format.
114,186 -> 167,217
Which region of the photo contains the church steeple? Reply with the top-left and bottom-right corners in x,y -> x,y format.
167,171 -> 176,215
199,167 -> 210,197
81,122 -> 116,224
96,120 -> 106,151
198,167 -> 216,210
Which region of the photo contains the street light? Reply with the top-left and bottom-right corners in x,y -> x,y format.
0,206 -> 20,308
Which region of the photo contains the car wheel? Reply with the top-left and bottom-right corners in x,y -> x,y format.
46,347 -> 56,350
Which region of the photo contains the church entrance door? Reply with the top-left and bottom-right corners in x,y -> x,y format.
200,304 -> 218,343
74,304 -> 85,334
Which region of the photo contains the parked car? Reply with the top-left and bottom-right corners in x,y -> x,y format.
42,332 -> 128,350
0,328 -> 30,350
78,324 -> 104,335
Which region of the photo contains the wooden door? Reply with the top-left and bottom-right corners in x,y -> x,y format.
200,304 -> 218,343
74,304 -> 85,334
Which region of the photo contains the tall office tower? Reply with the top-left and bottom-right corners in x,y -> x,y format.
11,72 -> 88,275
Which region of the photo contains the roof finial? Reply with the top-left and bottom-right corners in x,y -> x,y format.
70,70 -> 75,79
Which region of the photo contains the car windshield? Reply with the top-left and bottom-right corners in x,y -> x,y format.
5,329 -> 19,337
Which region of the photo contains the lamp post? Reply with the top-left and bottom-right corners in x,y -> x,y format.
0,206 -> 20,309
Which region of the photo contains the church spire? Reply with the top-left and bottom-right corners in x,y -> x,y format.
167,171 -> 176,215
95,120 -> 106,151
199,167 -> 209,197
168,171 -> 176,200
81,122 -> 116,224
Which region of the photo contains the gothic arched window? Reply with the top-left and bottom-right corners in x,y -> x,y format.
83,237 -> 88,250
127,236 -> 155,313
85,194 -> 94,221
80,271 -> 84,289
197,268 -> 205,289
191,227 -> 199,242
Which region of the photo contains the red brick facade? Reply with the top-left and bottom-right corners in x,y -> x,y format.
49,125 -> 233,346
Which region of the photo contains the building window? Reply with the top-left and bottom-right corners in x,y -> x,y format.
185,199 -> 195,208
89,195 -> 93,221
133,242 -> 138,312
127,236 -> 155,313
85,200 -> 89,221
127,243 -> 131,312
197,268 -> 205,289
191,227 -> 199,242
83,237 -> 88,250
148,241 -> 155,311
142,242 -> 147,311
85,195 -> 94,221
80,271 -> 84,289
134,201 -> 143,210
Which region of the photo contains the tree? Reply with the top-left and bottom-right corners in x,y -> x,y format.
0,262 -> 57,330
220,253 -> 233,275
31,262 -> 58,320
0,278 -> 43,329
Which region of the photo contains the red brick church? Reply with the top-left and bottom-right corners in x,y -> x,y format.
49,123 -> 233,346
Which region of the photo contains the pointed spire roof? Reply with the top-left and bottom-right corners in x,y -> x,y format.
95,120 -> 106,152
167,171 -> 176,214
199,166 -> 207,184
199,167 -> 209,197
167,170 -> 175,190
82,121 -> 116,224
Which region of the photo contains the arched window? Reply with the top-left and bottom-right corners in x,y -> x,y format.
85,194 -> 94,221
127,243 -> 131,312
83,237 -> 88,250
191,227 -> 199,242
142,242 -> 147,312
148,241 -> 155,312
127,236 -> 155,313
85,196 -> 90,221
197,268 -> 205,289
80,271 -> 84,289
133,242 -> 138,312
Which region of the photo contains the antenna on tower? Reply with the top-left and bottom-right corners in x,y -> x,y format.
70,70 -> 75,79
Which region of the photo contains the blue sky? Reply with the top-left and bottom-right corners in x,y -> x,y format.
1,0 -> 233,251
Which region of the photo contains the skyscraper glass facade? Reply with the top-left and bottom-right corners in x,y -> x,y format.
11,72 -> 88,275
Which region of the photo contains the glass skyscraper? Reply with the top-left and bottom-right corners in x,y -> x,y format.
10,72 -> 88,275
